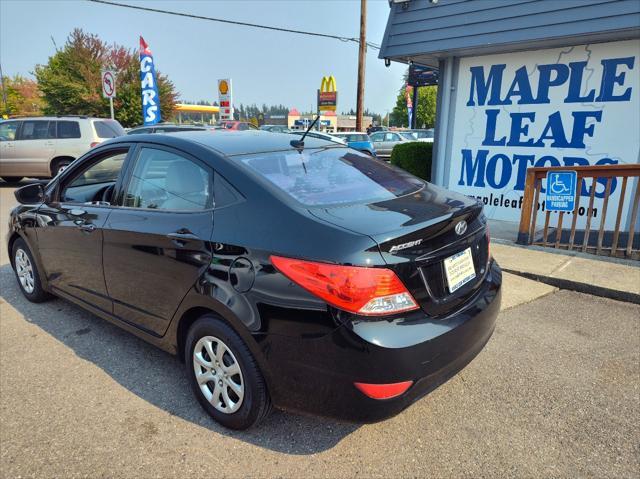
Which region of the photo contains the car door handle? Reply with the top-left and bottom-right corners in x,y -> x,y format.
167,231 -> 200,241
167,231 -> 201,246
77,223 -> 96,233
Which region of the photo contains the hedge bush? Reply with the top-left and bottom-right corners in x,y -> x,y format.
390,141 -> 432,181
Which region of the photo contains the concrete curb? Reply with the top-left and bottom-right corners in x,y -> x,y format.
502,268 -> 640,305
492,238 -> 640,268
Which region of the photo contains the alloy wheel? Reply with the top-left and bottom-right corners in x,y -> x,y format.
192,335 -> 244,414
15,248 -> 35,294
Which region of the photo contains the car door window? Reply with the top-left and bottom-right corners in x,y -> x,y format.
61,149 -> 128,203
19,120 -> 52,140
123,147 -> 212,211
370,133 -> 383,142
0,121 -> 19,141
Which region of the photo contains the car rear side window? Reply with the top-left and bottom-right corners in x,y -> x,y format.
93,120 -> 125,138
238,148 -> 422,207
213,172 -> 242,208
56,121 -> 81,139
123,147 -> 212,210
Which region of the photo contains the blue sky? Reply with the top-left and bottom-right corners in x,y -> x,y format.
0,0 -> 406,114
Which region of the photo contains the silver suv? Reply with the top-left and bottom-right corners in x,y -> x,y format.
0,116 -> 125,182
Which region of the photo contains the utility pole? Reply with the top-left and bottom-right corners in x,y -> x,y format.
355,0 -> 366,132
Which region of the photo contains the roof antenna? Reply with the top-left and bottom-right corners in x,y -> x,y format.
290,114 -> 320,151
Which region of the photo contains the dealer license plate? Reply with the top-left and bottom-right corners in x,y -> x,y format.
443,248 -> 476,293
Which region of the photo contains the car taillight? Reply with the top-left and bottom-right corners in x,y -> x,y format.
270,255 -> 419,316
89,142 -> 100,148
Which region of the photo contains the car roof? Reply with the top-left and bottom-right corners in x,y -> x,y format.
110,130 -> 340,157
129,123 -> 205,129
1,116 -> 108,121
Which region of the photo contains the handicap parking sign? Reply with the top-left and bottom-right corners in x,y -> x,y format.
545,170 -> 577,212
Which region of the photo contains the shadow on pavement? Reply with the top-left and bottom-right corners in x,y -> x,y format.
0,263 -> 359,454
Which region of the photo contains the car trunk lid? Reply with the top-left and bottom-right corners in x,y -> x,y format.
309,183 -> 490,317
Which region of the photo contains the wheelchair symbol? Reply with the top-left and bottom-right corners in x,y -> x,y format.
550,173 -> 571,195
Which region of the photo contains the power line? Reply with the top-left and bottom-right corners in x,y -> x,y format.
87,0 -> 380,50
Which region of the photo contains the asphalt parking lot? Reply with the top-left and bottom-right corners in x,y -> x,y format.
1,182 -> 639,478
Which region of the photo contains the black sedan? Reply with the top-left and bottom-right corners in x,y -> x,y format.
6,131 -> 501,429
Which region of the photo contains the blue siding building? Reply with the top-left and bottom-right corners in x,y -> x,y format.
380,0 -> 640,230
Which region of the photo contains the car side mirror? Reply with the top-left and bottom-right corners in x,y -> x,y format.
14,183 -> 45,205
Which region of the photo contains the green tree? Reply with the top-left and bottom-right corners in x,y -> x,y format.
1,75 -> 44,117
35,29 -> 177,127
390,77 -> 437,128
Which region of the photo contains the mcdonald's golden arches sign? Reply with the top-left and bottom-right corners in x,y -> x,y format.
318,76 -> 337,112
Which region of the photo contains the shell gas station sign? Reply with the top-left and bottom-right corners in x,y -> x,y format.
218,78 -> 233,121
318,75 -> 337,112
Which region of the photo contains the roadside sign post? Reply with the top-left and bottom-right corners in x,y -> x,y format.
218,79 -> 233,121
101,70 -> 116,119
545,170 -> 578,212
317,75 -> 337,131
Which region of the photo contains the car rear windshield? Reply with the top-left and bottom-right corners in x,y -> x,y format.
400,132 -> 417,140
93,120 -> 125,138
237,148 -> 422,207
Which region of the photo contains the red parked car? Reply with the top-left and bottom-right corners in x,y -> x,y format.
219,121 -> 258,131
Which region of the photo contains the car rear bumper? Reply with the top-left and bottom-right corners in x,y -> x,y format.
263,260 -> 502,422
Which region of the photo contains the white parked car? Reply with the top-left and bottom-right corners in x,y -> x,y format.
0,116 -> 125,182
409,129 -> 435,143
288,130 -> 347,145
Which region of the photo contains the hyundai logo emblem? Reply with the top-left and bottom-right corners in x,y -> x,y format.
455,220 -> 467,236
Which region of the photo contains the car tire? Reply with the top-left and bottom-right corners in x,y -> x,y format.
11,238 -> 52,303
185,314 -> 272,430
51,158 -> 72,176
2,176 -> 23,183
